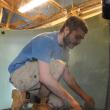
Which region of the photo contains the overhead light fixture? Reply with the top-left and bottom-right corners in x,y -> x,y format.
18,0 -> 48,13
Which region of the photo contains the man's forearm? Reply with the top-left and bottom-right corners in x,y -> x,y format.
38,61 -> 82,110
63,69 -> 95,107
68,80 -> 89,101
40,74 -> 81,109
63,67 -> 89,101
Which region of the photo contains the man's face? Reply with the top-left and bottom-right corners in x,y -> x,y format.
63,28 -> 85,49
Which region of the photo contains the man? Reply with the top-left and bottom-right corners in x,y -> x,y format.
8,16 -> 95,110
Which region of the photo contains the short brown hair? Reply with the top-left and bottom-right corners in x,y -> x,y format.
60,16 -> 88,33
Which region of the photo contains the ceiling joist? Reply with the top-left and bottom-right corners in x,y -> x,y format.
34,0 -> 102,29
0,0 -> 34,20
0,0 -> 102,30
0,8 -> 3,23
48,0 -> 65,11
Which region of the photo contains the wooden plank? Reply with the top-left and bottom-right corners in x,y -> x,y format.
48,0 -> 64,11
0,8 -> 3,23
16,13 -> 48,29
4,0 -> 22,8
0,0 -> 34,20
32,13 -> 48,21
23,11 -> 66,29
29,0 -> 102,29
6,12 -> 13,28
0,0 -> 102,29
10,20 -> 27,29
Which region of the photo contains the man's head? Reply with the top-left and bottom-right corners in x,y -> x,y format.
59,16 -> 88,49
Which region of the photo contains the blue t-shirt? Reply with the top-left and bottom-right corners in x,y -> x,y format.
8,31 -> 69,74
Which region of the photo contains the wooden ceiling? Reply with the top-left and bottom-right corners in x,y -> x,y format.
0,0 -> 102,30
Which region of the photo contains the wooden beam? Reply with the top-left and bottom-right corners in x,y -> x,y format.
6,12 -> 13,28
0,23 -> 6,27
48,0 -> 65,11
5,0 -> 14,29
0,0 -> 33,21
81,0 -> 101,7
10,20 -> 27,29
15,13 -> 48,29
70,0 -> 101,16
32,13 -> 48,21
4,0 -> 22,9
23,11 -> 66,29
0,8 -> 3,23
0,0 -> 102,30
31,16 -> 67,29
29,0 -> 102,29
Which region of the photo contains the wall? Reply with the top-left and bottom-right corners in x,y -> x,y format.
0,30 -> 36,109
0,15 -> 109,109
66,15 -> 109,109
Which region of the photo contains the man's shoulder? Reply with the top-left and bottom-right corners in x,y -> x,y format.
32,31 -> 58,44
34,31 -> 58,39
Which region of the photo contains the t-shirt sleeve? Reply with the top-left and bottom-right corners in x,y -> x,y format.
32,37 -> 53,63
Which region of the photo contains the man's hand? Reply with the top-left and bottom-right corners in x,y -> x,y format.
70,101 -> 82,110
84,95 -> 95,109
74,105 -> 82,110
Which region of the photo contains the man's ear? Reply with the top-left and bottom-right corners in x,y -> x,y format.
64,27 -> 70,34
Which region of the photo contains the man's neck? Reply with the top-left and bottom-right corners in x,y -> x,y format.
58,32 -> 64,47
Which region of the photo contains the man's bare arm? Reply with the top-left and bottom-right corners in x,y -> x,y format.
38,60 -> 82,110
63,66 -> 95,107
